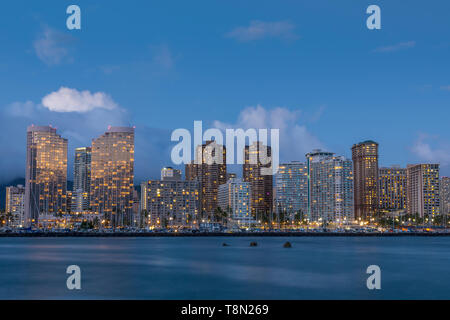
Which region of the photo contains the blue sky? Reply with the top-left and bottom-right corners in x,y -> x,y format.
0,0 -> 449,182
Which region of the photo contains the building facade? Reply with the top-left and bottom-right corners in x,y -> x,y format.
275,161 -> 308,217
185,140 -> 227,218
161,167 -> 182,181
140,179 -> 200,228
351,140 -> 379,220
91,127 -> 135,227
218,178 -> 253,226
306,150 -> 354,223
441,177 -> 450,215
378,167 -> 407,213
25,125 -> 68,226
406,164 -> 440,217
243,142 -> 273,217
5,185 -> 25,227
72,147 -> 91,213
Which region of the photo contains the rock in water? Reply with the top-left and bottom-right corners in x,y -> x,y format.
283,241 -> 292,248
222,243 -> 230,247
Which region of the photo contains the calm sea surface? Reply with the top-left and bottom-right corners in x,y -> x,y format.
0,236 -> 449,299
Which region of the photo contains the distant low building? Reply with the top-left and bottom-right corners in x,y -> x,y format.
141,179 -> 200,228
161,167 -> 181,181
218,178 -> 254,226
5,185 -> 25,227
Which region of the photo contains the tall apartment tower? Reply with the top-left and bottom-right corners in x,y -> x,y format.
406,164 -> 440,217
91,127 -> 135,226
378,166 -> 407,212
441,177 -> 450,215
351,140 -> 379,220
243,141 -> 273,217
72,147 -> 92,213
25,125 -> 68,226
275,161 -> 308,217
185,140 -> 227,219
306,150 -> 354,223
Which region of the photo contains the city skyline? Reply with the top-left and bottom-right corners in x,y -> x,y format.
3,123 -> 448,228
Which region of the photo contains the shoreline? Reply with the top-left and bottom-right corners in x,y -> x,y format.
1,231 -> 449,237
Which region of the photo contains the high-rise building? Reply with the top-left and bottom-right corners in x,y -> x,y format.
275,161 -> 308,217
218,177 -> 253,226
140,179 -> 199,228
91,126 -> 135,226
441,177 -> 450,215
378,166 -> 407,213
185,140 -> 227,218
72,147 -> 91,213
161,167 -> 181,181
25,125 -> 68,226
243,142 -> 273,217
5,185 -> 25,227
351,140 -> 379,220
306,150 -> 354,223
406,164 -> 440,217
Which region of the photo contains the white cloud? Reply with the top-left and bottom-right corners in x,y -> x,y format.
213,105 -> 323,162
0,91 -> 129,182
411,134 -> 450,166
226,20 -> 298,42
42,87 -> 119,113
0,88 -> 170,184
373,41 -> 416,53
34,27 -> 74,65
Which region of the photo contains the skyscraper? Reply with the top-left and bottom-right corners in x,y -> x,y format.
243,141 -> 273,217
185,140 -> 227,219
91,126 -> 135,226
218,177 -> 253,226
378,166 -> 407,213
275,161 -> 308,217
441,177 -> 450,215
25,125 -> 68,226
72,147 -> 91,213
406,164 -> 440,217
351,140 -> 379,220
306,150 -> 354,223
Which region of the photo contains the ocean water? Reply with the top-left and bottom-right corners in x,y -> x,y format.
0,236 -> 449,299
